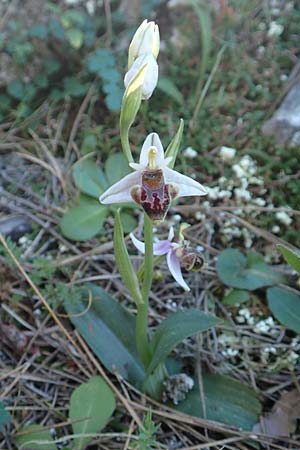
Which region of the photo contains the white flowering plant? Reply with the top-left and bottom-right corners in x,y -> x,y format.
86,20 -> 219,397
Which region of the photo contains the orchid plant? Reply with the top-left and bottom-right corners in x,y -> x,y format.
97,20 -> 218,397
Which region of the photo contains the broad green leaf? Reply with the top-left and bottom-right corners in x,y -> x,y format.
73,158 -> 108,197
105,153 -> 131,186
147,309 -> 220,376
60,196 -> 108,241
87,48 -> 116,76
143,364 -> 166,400
157,76 -> 184,105
114,210 -> 143,306
69,376 -> 116,450
177,374 -> 261,431
222,289 -> 250,306
0,401 -> 11,430
277,244 -> 300,272
15,425 -> 57,450
216,249 -> 285,290
81,134 -> 97,155
267,287 -> 300,333
165,118 -> 184,169
64,284 -> 145,386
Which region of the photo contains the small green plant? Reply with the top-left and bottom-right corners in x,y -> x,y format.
217,248 -> 300,333
133,409 -> 159,450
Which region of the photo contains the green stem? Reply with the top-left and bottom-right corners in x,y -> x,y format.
136,214 -> 153,368
120,128 -> 134,164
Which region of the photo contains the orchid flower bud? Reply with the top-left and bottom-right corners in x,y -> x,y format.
124,53 -> 158,100
128,19 -> 160,69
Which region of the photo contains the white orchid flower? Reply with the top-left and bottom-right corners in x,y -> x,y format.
124,53 -> 158,100
99,132 -> 207,221
130,226 -> 190,291
128,19 -> 160,69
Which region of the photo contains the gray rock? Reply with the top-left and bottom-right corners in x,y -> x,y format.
262,81 -> 300,146
0,215 -> 32,241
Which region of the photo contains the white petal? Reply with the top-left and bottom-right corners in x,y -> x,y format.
129,162 -> 144,171
128,21 -> 159,68
153,240 -> 173,255
140,55 -> 158,100
128,20 -> 148,65
130,233 -> 145,253
164,167 -> 207,197
99,171 -> 141,204
124,54 -> 158,100
162,156 -> 173,167
167,250 -> 190,291
140,132 -> 164,167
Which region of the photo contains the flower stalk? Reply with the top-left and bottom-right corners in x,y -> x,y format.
136,213 -> 154,368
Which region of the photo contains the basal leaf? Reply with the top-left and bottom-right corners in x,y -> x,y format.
73,159 -> 108,198
64,284 -> 145,386
147,309 -> 219,376
222,289 -> 250,306
69,376 -> 115,450
15,425 -> 57,450
267,287 -> 300,333
105,153 -> 131,186
177,373 -> 261,431
277,244 -> 300,272
217,249 -> 285,290
60,196 -> 108,241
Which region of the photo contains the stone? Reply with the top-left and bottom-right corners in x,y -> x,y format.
262,81 -> 300,146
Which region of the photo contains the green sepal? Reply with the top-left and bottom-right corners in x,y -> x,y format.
114,209 -> 143,306
165,118 -> 184,169
120,62 -> 148,163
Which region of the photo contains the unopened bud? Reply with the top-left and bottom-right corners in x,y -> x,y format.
128,20 -> 160,69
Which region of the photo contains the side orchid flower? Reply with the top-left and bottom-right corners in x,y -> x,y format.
99,133 -> 207,221
130,225 -> 204,291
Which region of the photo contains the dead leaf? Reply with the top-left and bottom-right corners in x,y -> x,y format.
253,389 -> 300,437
